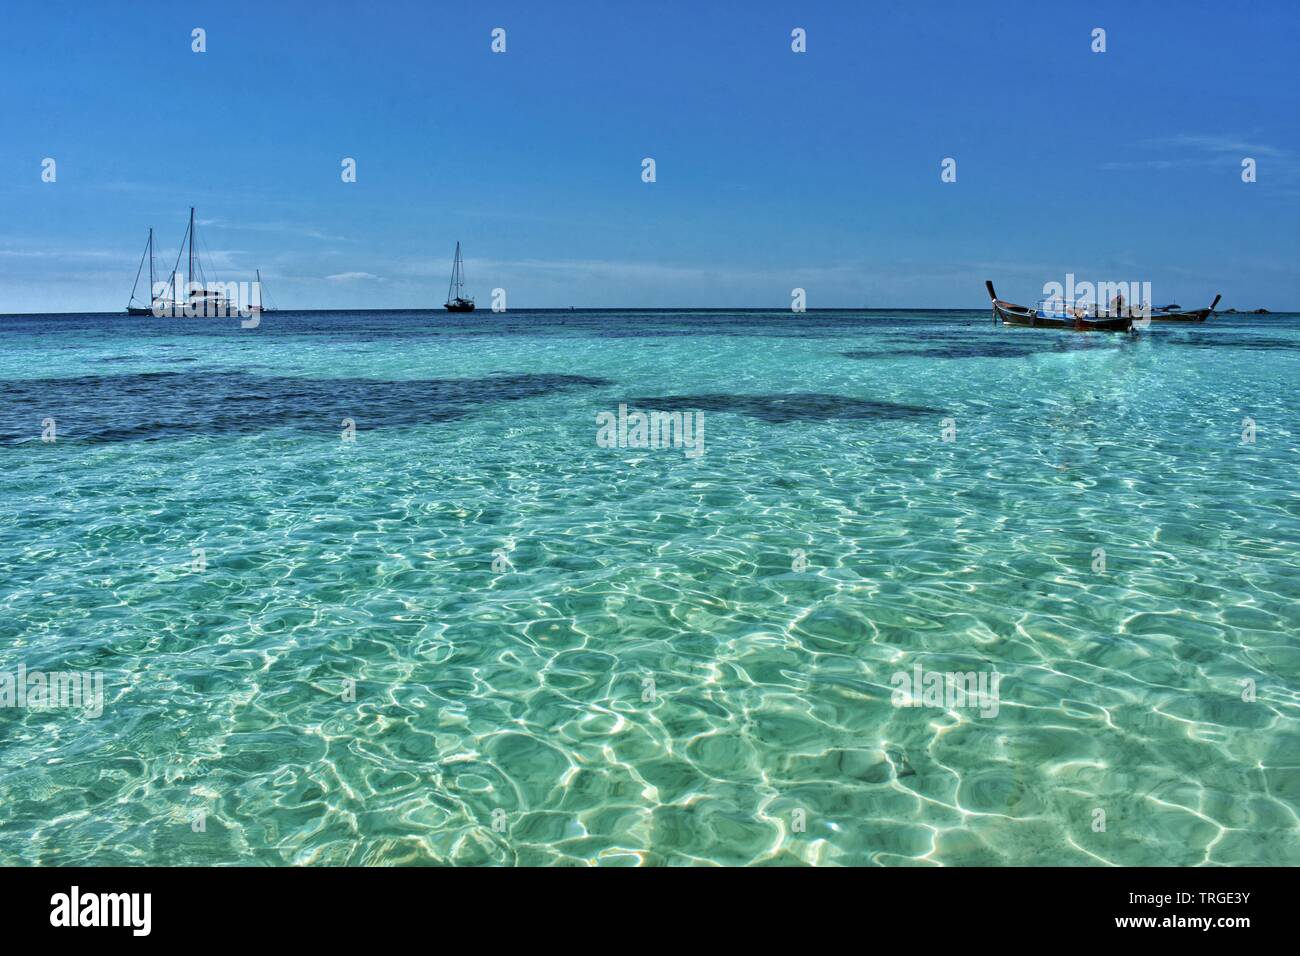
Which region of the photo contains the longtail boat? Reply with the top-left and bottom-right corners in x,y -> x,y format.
985,281 -> 1132,333
1147,295 -> 1221,322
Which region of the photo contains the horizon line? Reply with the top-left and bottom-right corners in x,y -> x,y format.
2,306 -> 994,318
1,305 -> 1291,319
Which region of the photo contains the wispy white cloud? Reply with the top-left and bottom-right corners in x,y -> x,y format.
324,271 -> 382,282
1099,159 -> 1183,171
1144,134 -> 1283,157
1101,133 -> 1292,174
193,219 -> 348,242
0,246 -> 117,260
228,221 -> 349,242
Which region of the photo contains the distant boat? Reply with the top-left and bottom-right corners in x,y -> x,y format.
145,207 -> 235,317
125,227 -> 175,315
444,242 -> 475,312
250,268 -> 277,314
1147,295 -> 1221,323
985,281 -> 1132,332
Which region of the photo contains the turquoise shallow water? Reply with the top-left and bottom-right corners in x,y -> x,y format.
0,309 -> 1297,866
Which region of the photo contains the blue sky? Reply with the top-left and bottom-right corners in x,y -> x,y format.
1,0 -> 1296,311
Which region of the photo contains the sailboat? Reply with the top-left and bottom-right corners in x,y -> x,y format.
125,227 -> 172,315
444,242 -> 475,312
154,207 -> 235,317
250,268 -> 277,314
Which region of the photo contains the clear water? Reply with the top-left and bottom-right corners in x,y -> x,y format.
1,309 -> 1297,866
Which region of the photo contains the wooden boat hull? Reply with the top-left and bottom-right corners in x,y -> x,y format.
1148,308 -> 1212,322
444,302 -> 476,312
988,295 -> 1132,333
985,282 -> 1219,332
1142,294 -> 1220,323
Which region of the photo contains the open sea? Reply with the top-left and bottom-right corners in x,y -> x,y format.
0,308 -> 1297,866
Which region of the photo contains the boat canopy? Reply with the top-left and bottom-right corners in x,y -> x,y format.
1034,296 -> 1096,319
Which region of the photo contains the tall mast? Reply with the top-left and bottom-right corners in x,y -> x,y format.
188,207 -> 195,293
448,242 -> 459,303
148,228 -> 154,300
